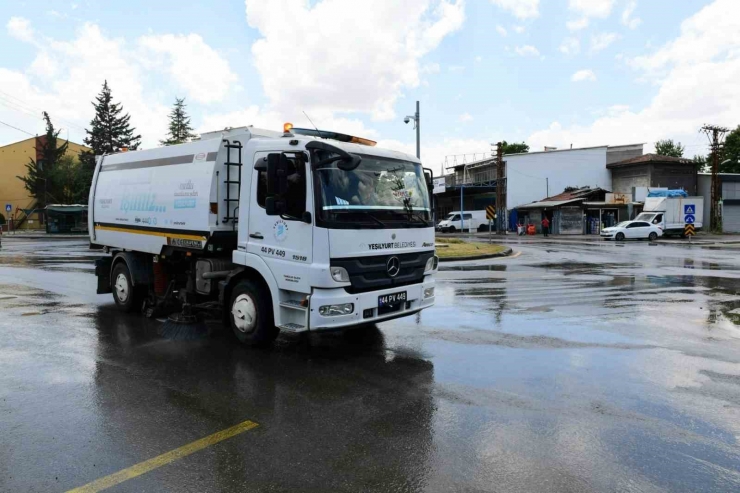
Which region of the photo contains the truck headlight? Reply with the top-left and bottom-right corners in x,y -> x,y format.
424,256 -> 439,273
319,303 -> 354,316
424,287 -> 435,299
330,266 -> 350,282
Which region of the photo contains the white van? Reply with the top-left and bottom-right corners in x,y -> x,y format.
436,210 -> 489,232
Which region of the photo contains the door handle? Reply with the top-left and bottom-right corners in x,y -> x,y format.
249,233 -> 264,239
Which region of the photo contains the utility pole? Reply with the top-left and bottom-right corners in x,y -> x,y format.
495,142 -> 505,234
701,124 -> 729,232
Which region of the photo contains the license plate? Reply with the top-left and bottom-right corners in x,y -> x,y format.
378,291 -> 407,307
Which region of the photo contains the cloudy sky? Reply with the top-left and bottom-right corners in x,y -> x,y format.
0,0 -> 737,175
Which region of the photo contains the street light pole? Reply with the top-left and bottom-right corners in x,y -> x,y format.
415,100 -> 420,159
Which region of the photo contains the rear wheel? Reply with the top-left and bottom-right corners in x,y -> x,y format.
648,232 -> 658,241
229,279 -> 278,346
111,262 -> 143,312
615,232 -> 625,241
478,224 -> 488,232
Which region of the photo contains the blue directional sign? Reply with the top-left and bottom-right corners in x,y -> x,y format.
684,205 -> 695,215
5,204 -> 11,213
684,214 -> 695,224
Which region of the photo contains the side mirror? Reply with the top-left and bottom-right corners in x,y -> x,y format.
267,153 -> 290,196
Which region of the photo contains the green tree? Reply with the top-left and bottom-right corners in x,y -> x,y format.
693,154 -> 708,173
501,141 -> 529,155
79,80 -> 142,196
17,111 -> 69,208
160,97 -> 196,146
49,154 -> 87,204
719,125 -> 740,173
654,139 -> 685,158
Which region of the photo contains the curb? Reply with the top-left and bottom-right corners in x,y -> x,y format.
438,247 -> 513,262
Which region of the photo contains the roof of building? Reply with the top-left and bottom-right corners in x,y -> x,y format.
0,135 -> 88,150
607,153 -> 694,168
515,186 -> 609,209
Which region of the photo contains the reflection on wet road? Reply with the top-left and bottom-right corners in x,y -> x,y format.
2,238 -> 740,492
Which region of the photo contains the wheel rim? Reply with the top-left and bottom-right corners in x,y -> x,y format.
616,233 -> 624,241
114,273 -> 129,303
232,294 -> 257,334
650,233 -> 657,240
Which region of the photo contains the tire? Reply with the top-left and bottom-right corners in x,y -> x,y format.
478,225 -> 488,232
615,232 -> 625,241
111,262 -> 143,312
648,232 -> 658,241
229,279 -> 278,346
448,226 -> 456,233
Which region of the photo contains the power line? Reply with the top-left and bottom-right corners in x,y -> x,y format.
0,89 -> 87,133
0,119 -> 35,137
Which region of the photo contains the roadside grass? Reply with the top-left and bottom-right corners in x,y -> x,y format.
435,238 -> 507,258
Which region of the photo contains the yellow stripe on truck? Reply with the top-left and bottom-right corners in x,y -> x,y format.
94,225 -> 207,242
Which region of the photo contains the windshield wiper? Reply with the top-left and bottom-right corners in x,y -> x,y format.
330,210 -> 388,228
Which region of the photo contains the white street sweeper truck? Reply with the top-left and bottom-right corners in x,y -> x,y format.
89,124 -> 438,344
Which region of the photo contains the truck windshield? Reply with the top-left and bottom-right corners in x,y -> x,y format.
315,154 -> 431,228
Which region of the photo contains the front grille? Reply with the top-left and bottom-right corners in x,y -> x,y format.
331,251 -> 434,294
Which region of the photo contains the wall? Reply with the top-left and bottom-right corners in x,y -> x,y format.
507,147 -> 611,208
610,166 -> 650,195
606,144 -> 644,165
651,163 -> 697,195
698,174 -> 711,227
0,137 -> 89,229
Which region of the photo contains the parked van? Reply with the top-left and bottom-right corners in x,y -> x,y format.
436,210 -> 489,232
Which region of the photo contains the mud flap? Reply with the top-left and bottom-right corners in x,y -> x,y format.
95,257 -> 113,294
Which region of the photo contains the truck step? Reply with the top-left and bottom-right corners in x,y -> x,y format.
277,323 -> 307,333
279,300 -> 307,311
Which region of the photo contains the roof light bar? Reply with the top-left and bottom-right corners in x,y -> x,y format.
291,127 -> 377,146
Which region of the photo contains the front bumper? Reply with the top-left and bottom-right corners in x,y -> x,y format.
309,277 -> 435,331
600,231 -> 615,239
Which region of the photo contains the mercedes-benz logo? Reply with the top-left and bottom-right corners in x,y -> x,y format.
386,256 -> 400,277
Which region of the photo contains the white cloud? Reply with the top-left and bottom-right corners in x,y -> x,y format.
138,34 -> 237,104
621,1 -> 642,29
513,25 -> 525,33
571,69 -> 596,82
568,0 -> 615,19
245,0 -> 465,121
590,32 -> 619,53
421,62 -> 441,74
475,55 -> 482,62
559,37 -> 580,55
528,0 -> 740,153
459,112 -> 473,122
0,21 -> 186,147
448,64 -> 465,72
489,0 -> 539,19
7,17 -> 35,43
495,24 -> 507,36
515,45 -> 540,57
566,17 -> 589,31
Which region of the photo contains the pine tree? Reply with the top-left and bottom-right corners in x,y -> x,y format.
79,80 -> 142,195
160,97 -> 197,146
79,81 -> 141,167
17,111 -> 69,208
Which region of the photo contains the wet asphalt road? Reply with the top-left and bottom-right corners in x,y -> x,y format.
2,238 -> 740,492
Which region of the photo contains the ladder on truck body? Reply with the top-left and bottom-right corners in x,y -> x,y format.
222,139 -> 242,226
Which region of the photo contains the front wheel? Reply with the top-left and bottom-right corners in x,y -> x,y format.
229,279 -> 278,346
448,226 -> 456,233
648,232 -> 658,241
615,232 -> 625,241
111,262 -> 143,312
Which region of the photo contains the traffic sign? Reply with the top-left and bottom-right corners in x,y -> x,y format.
485,205 -> 496,221
5,204 -> 10,213
684,214 -> 695,224
684,205 -> 695,215
684,224 -> 696,236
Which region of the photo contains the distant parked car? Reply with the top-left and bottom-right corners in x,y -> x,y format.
601,221 -> 663,241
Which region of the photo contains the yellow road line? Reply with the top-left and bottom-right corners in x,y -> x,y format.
94,225 -> 207,242
66,419 -> 259,493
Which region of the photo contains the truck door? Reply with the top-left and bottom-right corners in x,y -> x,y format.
247,151 -> 313,292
